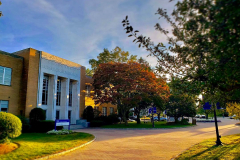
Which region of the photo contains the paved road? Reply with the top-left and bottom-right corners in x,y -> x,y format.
51,118 -> 240,160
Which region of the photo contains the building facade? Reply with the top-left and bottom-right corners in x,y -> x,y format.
0,48 -> 117,124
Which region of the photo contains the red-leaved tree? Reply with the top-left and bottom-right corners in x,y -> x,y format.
93,61 -> 169,125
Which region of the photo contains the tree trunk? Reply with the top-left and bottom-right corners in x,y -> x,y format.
158,112 -> 160,121
137,113 -> 141,124
206,113 -> 208,119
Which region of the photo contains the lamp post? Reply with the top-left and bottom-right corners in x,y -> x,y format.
213,104 -> 222,146
204,102 -> 222,146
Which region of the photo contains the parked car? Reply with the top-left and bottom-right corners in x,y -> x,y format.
195,114 -> 201,118
160,117 -> 167,121
230,115 -> 236,119
200,115 -> 206,118
153,117 -> 167,121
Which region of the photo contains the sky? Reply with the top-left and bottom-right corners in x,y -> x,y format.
0,0 -> 176,69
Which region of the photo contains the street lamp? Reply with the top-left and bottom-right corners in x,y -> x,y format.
203,102 -> 222,146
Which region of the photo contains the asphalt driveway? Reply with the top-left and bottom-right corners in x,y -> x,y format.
50,118 -> 240,160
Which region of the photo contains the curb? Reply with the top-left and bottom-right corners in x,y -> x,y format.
35,135 -> 96,160
88,125 -> 197,130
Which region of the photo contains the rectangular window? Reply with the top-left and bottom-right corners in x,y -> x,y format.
0,66 -> 12,86
86,85 -> 90,97
0,100 -> 9,112
69,81 -> 73,106
110,107 -> 114,115
56,79 -> 61,106
42,75 -> 49,105
56,110 -> 60,120
102,107 -> 107,116
68,110 -> 71,123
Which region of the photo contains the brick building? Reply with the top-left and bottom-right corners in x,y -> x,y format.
0,48 -> 117,124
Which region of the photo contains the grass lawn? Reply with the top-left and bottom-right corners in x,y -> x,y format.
176,134 -> 240,160
0,132 -> 94,160
101,121 -> 193,128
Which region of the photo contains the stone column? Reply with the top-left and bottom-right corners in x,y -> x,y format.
48,75 -> 57,120
60,78 -> 69,119
37,72 -> 44,107
72,81 -> 80,124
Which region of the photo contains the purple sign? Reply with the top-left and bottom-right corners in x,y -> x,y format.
55,119 -> 70,130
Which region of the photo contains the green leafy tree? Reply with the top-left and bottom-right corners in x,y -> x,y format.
87,46 -> 138,76
122,0 -> 240,105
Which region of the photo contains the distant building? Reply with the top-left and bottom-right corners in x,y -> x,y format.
0,48 -> 116,124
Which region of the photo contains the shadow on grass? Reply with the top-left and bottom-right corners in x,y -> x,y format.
188,143 -> 240,160
14,132 -> 92,143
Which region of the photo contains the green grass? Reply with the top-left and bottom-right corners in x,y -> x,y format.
101,121 -> 193,128
0,132 -> 94,160
176,134 -> 240,160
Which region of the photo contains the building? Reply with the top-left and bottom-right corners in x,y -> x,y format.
0,48 -> 117,124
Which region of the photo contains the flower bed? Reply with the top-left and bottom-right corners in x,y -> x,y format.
196,119 -> 221,122
47,129 -> 74,135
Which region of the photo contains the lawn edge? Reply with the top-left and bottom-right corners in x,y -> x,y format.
170,141 -> 201,160
34,135 -> 96,160
93,124 -> 197,130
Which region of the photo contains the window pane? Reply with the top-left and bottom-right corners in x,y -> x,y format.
0,66 -> 4,84
3,68 -> 12,85
1,101 -> 8,108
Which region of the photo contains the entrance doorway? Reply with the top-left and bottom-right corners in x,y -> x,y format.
68,110 -> 71,123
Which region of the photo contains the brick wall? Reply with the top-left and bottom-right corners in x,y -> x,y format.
14,48 -> 40,117
0,52 -> 23,115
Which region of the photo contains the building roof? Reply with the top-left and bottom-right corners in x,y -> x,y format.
0,50 -> 23,59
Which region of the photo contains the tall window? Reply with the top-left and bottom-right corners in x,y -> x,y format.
56,110 -> 60,120
0,100 -> 9,112
86,85 -> 90,97
102,107 -> 107,116
110,107 -> 114,115
0,66 -> 12,86
69,81 -> 73,106
42,75 -> 49,105
56,79 -> 61,106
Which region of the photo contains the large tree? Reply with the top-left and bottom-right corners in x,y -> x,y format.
87,46 -> 138,76
92,61 -> 170,125
122,0 -> 240,104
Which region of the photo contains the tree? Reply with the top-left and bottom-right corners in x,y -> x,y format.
122,0 -> 240,104
93,61 -> 170,125
226,102 -> 240,120
165,93 -> 196,123
87,46 -> 138,76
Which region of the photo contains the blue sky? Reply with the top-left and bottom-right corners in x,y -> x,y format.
0,0 -> 175,69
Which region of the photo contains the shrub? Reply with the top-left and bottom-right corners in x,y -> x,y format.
47,129 -> 74,135
29,108 -> 46,124
107,114 -> 120,124
83,106 -> 94,122
0,112 -> 22,143
90,120 -> 104,127
180,119 -> 189,125
33,120 -> 63,133
17,115 -> 30,133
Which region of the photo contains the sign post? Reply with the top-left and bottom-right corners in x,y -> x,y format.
55,119 -> 70,130
149,104 -> 156,128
